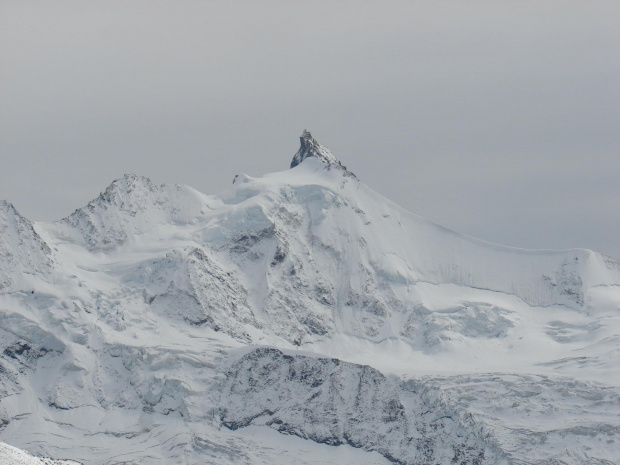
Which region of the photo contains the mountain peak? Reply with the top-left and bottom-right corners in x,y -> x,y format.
290,130 -> 340,169
103,174 -> 155,197
0,200 -> 16,215
0,201 -> 33,227
0,199 -> 53,291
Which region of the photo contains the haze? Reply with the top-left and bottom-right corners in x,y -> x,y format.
1,0 -> 618,257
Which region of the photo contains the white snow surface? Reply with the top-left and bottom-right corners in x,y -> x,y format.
0,442 -> 80,465
1,134 -> 619,464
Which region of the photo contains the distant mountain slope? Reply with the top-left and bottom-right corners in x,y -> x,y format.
0,201 -> 53,293
47,132 -> 620,348
0,132 -> 618,464
59,174 -> 210,251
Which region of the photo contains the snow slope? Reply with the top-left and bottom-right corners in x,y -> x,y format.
0,201 -> 53,293
0,442 -> 80,465
1,131 -> 619,464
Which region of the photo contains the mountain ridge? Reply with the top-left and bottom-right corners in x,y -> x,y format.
0,132 -> 619,464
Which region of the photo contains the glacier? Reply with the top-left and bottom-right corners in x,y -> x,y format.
0,131 -> 619,464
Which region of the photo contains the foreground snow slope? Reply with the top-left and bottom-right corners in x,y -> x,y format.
1,131 -> 619,464
0,442 -> 80,465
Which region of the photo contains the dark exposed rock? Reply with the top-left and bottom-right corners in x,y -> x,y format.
220,348 -> 502,465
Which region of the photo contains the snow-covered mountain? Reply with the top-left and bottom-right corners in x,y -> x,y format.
0,201 -> 53,293
1,132 -> 619,464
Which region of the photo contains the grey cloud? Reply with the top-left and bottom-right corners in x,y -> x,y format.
0,0 -> 618,256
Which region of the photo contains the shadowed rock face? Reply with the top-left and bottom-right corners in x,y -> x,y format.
220,348 -> 501,465
290,130 -> 356,177
290,130 -> 340,169
221,348 -> 620,465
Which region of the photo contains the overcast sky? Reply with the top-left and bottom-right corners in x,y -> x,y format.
1,1 -> 619,257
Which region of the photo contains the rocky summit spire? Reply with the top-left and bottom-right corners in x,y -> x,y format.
290,130 -> 340,169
